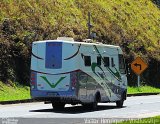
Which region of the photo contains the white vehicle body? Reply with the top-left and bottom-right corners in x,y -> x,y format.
30,38 -> 127,108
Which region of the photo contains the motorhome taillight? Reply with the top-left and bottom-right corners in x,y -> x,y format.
71,72 -> 78,90
30,72 -> 37,89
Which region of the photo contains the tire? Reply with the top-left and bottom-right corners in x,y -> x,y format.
116,100 -> 124,108
82,102 -> 97,110
91,100 -> 98,110
92,92 -> 101,110
82,103 -> 90,108
116,92 -> 125,108
82,93 -> 100,110
52,102 -> 65,110
91,93 -> 100,110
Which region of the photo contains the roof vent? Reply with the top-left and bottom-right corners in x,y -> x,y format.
83,39 -> 93,43
96,42 -> 103,44
57,37 -> 74,42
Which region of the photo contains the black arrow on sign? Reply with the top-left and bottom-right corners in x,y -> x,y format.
134,63 -> 142,70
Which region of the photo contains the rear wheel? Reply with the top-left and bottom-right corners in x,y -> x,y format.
82,103 -> 90,108
52,102 -> 65,110
83,93 -> 100,110
91,100 -> 98,110
82,102 -> 98,110
93,92 -> 101,109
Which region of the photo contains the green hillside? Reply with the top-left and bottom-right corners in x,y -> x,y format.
0,0 -> 160,86
0,81 -> 30,101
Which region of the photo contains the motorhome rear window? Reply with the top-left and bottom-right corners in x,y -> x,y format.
45,42 -> 62,69
84,56 -> 91,66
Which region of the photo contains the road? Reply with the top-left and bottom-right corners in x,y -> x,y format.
0,95 -> 160,124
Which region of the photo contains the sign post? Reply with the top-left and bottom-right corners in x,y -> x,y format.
138,75 -> 140,87
131,57 -> 148,87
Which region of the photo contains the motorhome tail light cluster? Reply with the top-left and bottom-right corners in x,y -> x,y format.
30,72 -> 37,89
70,71 -> 78,90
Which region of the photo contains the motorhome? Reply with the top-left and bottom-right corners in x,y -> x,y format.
30,37 -> 127,109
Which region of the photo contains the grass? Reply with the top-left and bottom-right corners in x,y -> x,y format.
0,81 -> 30,101
128,85 -> 160,94
116,115 -> 160,124
0,0 -> 160,86
0,81 -> 160,101
0,0 -> 160,59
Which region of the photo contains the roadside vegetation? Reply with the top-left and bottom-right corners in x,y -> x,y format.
128,85 -> 160,94
0,0 -> 160,87
0,81 -> 30,101
116,115 -> 160,124
0,82 -> 159,101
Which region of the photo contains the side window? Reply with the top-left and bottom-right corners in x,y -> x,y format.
104,57 -> 110,67
97,56 -> 101,66
119,54 -> 126,74
84,56 -> 91,66
111,58 -> 115,67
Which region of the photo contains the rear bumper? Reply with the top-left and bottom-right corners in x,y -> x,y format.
31,90 -> 79,103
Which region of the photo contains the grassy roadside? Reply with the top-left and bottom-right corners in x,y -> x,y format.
127,86 -> 160,94
116,115 -> 160,124
0,81 -> 30,101
0,81 -> 160,101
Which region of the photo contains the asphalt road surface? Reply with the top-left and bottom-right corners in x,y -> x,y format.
0,95 -> 160,124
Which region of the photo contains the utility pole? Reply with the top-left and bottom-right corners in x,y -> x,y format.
87,12 -> 92,39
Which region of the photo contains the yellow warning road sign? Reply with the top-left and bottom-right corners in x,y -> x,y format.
131,57 -> 148,75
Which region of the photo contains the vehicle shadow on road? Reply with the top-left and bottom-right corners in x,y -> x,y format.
30,105 -> 126,114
